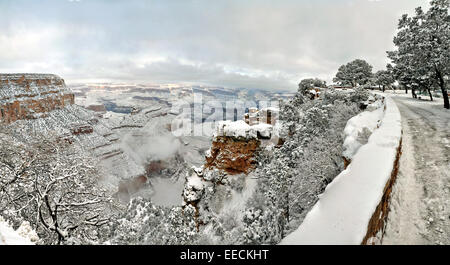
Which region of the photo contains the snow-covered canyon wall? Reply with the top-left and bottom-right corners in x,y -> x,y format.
0,74 -> 74,123
281,95 -> 402,245
0,73 -> 145,187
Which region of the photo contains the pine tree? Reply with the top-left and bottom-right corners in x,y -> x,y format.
374,68 -> 395,92
298,78 -> 327,95
388,0 -> 449,108
333,59 -> 374,87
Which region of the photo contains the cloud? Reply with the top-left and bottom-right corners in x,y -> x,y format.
121,134 -> 182,165
0,0 -> 429,90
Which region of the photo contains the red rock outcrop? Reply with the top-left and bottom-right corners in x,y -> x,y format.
205,136 -> 261,175
86,104 -> 106,112
0,74 -> 74,124
70,124 -> 94,135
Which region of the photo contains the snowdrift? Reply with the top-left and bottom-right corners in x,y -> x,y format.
0,217 -> 36,245
281,96 -> 402,245
342,98 -> 384,161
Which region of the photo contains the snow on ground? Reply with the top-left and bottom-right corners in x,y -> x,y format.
342,97 -> 384,160
213,120 -> 277,140
0,217 -> 36,245
280,96 -> 402,245
214,120 -> 258,139
382,93 -> 450,245
251,123 -> 273,138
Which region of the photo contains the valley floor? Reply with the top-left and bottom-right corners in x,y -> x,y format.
383,93 -> 450,245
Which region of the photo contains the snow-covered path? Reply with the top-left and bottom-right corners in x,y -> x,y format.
383,95 -> 450,245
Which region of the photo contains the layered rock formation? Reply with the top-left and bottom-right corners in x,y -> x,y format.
1,74 -> 145,190
205,136 -> 261,175
204,111 -> 281,175
0,74 -> 74,123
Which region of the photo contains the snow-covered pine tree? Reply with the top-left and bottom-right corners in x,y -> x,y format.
333,59 -> 374,87
298,78 -> 327,96
388,0 -> 449,108
374,68 -> 395,92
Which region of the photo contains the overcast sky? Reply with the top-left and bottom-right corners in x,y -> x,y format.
0,0 -> 429,91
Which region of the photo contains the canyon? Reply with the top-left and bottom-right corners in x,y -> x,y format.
1,74 -> 288,208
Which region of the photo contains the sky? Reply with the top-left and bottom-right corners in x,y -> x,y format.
0,0 -> 429,91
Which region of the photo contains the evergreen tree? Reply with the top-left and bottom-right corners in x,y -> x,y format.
298,78 -> 327,95
333,59 -> 374,87
388,0 -> 449,108
374,68 -> 395,92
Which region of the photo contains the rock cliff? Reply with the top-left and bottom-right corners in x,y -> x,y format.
0,74 -> 74,123
205,136 -> 261,175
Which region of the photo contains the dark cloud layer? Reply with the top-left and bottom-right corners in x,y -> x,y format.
0,0 -> 428,91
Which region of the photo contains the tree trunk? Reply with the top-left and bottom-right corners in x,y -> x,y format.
427,88 -> 433,101
436,69 -> 449,109
382,85 -> 385,92
405,86 -> 408,94
412,88 -> 417,99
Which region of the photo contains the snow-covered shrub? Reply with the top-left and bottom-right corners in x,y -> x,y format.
227,174 -> 246,193
109,197 -> 165,244
241,205 -> 285,245
153,205 -> 198,245
109,197 -> 199,245
183,171 -> 205,203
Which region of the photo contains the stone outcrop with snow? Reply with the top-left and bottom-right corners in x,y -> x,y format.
208,107 -> 281,175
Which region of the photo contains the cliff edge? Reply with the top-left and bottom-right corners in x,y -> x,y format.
0,73 -> 74,123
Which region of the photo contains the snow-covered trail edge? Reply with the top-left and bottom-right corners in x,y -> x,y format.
280,96 -> 402,245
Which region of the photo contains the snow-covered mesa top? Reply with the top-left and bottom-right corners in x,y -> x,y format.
213,107 -> 280,139
213,120 -> 279,139
0,73 -> 70,103
281,96 -> 402,245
